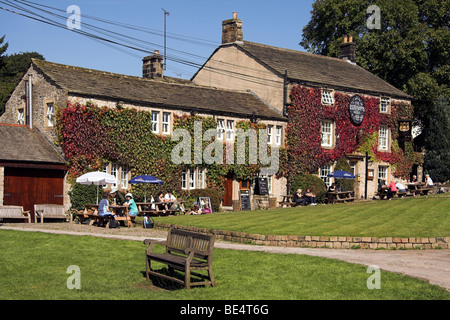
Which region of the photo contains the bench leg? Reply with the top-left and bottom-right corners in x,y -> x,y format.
185,265 -> 191,290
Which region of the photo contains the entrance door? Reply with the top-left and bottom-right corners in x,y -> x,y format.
222,174 -> 233,207
4,167 -> 65,220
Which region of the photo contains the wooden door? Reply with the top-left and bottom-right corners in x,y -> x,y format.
4,167 -> 65,220
222,174 -> 233,206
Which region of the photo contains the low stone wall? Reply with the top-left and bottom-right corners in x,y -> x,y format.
157,223 -> 449,249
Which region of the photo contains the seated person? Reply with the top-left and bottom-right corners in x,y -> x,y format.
154,192 -> 166,211
378,179 -> 387,192
123,193 -> 138,217
395,181 -> 406,193
110,186 -> 126,205
293,188 -> 306,206
425,174 -> 433,187
303,188 -> 317,206
328,183 -> 336,192
410,175 -> 417,184
387,181 -> 397,200
98,192 -> 115,227
186,202 -> 202,215
164,191 -> 179,210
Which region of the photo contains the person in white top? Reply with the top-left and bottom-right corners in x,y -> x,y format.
425,174 -> 433,187
164,191 -> 176,201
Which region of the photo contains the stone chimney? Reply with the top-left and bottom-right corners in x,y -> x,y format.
142,50 -> 163,78
222,12 -> 243,44
339,35 -> 356,63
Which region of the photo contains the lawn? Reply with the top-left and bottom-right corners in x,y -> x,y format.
0,230 -> 449,300
154,195 -> 450,238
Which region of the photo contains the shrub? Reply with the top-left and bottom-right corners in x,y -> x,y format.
334,157 -> 355,191
290,174 -> 327,203
69,184 -> 98,210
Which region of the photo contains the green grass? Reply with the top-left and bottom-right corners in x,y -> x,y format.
0,230 -> 449,300
154,195 -> 450,237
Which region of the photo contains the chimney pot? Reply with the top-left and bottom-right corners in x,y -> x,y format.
348,35 -> 353,42
233,12 -> 237,19
222,12 -> 243,44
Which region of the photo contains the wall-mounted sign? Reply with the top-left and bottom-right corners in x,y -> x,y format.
349,94 -> 365,126
398,120 -> 412,142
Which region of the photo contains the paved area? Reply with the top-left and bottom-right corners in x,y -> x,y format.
1,224 -> 449,291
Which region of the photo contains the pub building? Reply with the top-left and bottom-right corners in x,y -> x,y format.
193,12 -> 417,202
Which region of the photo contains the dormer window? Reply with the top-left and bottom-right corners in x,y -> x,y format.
321,89 -> 334,105
380,97 -> 390,113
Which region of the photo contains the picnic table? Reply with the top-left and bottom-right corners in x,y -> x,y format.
327,191 -> 355,203
136,200 -> 185,216
407,183 -> 432,196
77,204 -> 135,227
278,195 -> 296,207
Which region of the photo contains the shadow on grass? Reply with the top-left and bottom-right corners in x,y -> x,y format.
139,268 -> 211,291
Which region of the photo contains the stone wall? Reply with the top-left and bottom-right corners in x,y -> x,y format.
156,223 -> 449,249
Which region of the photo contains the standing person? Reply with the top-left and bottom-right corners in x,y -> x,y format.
303,188 -> 317,206
124,193 -> 139,217
425,174 -> 433,187
293,188 -> 306,207
387,181 -> 397,200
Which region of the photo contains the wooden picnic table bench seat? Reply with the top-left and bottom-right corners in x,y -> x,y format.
144,228 -> 216,290
34,204 -> 71,223
278,195 -> 297,207
0,205 -> 31,223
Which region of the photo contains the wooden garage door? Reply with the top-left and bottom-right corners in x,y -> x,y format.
3,167 -> 64,219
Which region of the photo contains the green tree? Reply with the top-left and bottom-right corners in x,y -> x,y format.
300,0 -> 449,180
0,35 -> 8,69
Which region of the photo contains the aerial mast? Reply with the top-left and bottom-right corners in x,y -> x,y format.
162,8 -> 169,71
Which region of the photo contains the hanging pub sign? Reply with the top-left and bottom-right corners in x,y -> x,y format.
398,119 -> 412,142
348,94 -> 365,126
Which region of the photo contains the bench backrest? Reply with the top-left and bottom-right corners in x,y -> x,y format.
34,204 -> 65,216
0,206 -> 26,218
166,228 -> 215,261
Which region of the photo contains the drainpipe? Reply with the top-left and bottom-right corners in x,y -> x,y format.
28,74 -> 32,129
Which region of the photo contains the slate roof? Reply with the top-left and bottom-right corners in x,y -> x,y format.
206,41 -> 411,99
0,124 -> 65,164
32,59 -> 286,121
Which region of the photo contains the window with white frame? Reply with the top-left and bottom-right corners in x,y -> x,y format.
226,120 -> 234,141
320,164 -> 333,187
121,165 -> 130,189
321,120 -> 334,147
267,125 -> 273,144
275,125 -> 282,146
216,119 -> 225,140
378,166 -> 388,184
46,102 -> 55,127
181,170 -> 187,189
17,108 -> 25,125
162,112 -> 170,134
380,97 -> 390,113
151,111 -> 159,133
181,168 -> 205,190
321,89 -> 334,105
378,125 -> 389,151
110,164 -> 119,188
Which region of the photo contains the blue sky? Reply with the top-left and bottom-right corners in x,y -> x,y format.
0,0 -> 315,79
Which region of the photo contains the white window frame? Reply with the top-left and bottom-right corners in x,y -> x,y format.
267,125 -> 273,145
197,168 -> 204,189
321,120 -> 334,147
378,166 -> 388,184
110,164 -> 119,189
216,119 -> 225,140
151,111 -> 159,134
380,97 -> 390,113
162,112 -> 170,135
322,89 -> 334,105
46,102 -> 55,127
121,165 -> 130,189
181,170 -> 187,190
275,125 -> 282,146
189,170 -> 196,189
378,125 -> 389,151
226,120 -> 234,141
320,164 -> 333,188
17,108 -> 25,125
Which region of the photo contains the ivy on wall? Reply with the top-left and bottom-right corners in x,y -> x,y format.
279,85 -> 420,180
56,102 -> 269,201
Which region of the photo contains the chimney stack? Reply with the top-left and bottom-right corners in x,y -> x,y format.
222,12 -> 243,44
142,50 -> 163,78
339,35 -> 356,63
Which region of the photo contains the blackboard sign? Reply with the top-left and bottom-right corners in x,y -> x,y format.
240,190 -> 250,211
255,177 -> 269,195
349,95 -> 365,126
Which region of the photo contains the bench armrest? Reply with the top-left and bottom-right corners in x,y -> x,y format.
144,239 -> 167,255
184,247 -> 210,257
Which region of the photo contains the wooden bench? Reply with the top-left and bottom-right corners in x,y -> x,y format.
278,195 -> 298,207
144,228 -> 216,290
0,206 -> 31,223
34,204 -> 71,223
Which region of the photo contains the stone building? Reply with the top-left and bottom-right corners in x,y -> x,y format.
192,13 -> 416,199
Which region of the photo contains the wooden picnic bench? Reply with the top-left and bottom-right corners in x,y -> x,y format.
278,195 -> 297,207
144,228 -> 216,290
327,191 -> 355,203
34,204 -> 71,223
0,205 -> 31,223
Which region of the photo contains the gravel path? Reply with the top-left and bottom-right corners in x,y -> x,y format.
1,223 -> 449,291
